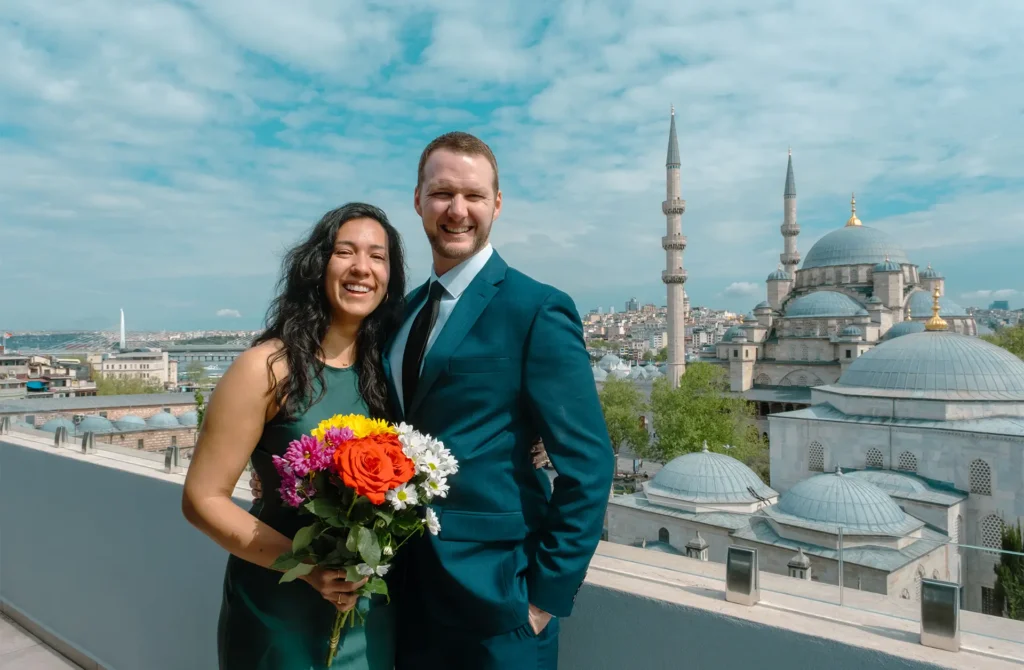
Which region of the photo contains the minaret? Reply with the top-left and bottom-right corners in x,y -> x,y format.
119,308 -> 126,350
661,106 -> 687,387
780,148 -> 800,277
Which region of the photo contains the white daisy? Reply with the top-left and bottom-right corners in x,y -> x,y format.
425,508 -> 441,535
356,563 -> 390,577
416,451 -> 441,475
386,483 -> 419,511
424,476 -> 450,499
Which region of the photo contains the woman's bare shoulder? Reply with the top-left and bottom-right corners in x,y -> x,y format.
224,340 -> 289,389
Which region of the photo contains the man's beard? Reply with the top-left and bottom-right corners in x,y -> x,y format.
427,218 -> 491,260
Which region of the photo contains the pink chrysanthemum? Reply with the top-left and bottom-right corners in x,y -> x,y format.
323,426 -> 353,449
283,434 -> 324,477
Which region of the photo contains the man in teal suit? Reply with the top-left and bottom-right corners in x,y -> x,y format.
387,131 -> 614,669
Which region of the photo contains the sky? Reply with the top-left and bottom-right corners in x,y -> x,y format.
2,1 -> 1024,331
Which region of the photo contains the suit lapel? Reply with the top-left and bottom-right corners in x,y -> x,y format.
408,253 -> 507,416
385,283 -> 428,421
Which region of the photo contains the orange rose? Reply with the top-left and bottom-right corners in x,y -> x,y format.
332,433 -> 415,504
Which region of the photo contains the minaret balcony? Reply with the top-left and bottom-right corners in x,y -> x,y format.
662,198 -> 686,215
662,270 -> 688,284
780,251 -> 800,265
662,234 -> 687,250
781,223 -> 800,236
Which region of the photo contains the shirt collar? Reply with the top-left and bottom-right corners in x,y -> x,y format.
429,243 -> 494,300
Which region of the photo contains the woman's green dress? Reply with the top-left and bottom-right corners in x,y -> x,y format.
218,365 -> 396,670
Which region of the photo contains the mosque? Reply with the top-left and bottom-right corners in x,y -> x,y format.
605,115 -> 1021,617
710,151 -> 977,424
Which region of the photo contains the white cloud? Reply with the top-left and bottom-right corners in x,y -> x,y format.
722,282 -> 762,299
216,309 -> 242,318
3,0 -> 1024,328
961,289 -> 1019,301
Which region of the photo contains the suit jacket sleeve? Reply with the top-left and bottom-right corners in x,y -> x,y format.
522,289 -> 614,617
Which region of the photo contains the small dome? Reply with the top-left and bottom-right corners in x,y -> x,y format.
40,417 -> 76,433
802,225 -> 910,270
874,257 -> 902,273
920,264 -> 943,279
767,268 -> 791,281
837,331 -> 1024,400
788,547 -> 811,569
608,368 -> 631,380
628,365 -> 648,380
743,313 -> 757,323
643,363 -> 659,373
881,321 -> 926,341
77,415 -> 115,434
769,469 -> 920,535
115,415 -> 146,430
907,290 -> 966,318
146,412 -> 181,428
598,354 -> 621,371
841,325 -> 862,338
592,365 -> 608,382
784,291 -> 865,319
177,410 -> 199,427
867,296 -> 883,305
754,300 -> 772,311
639,541 -> 684,556
646,443 -> 777,504
721,326 -> 745,342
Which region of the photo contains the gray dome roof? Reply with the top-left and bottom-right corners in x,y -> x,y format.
721,326 -> 744,342
40,417 -> 76,433
907,290 -> 967,318
767,268 -> 791,281
881,321 -> 926,341
646,444 -> 777,504
638,541 -> 684,556
802,226 -> 909,270
784,291 -> 864,319
177,410 -> 199,427
608,368 -> 631,380
836,331 -> 1024,400
78,415 -> 115,434
874,258 -> 902,273
841,325 -> 862,337
846,470 -> 931,497
598,354 -> 621,371
115,415 -> 146,430
754,300 -> 772,311
920,265 -> 943,279
867,296 -> 883,304
767,469 -> 922,536
743,313 -> 757,323
146,412 -> 181,428
592,365 -> 608,382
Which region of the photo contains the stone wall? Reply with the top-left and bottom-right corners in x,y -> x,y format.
96,426 -> 197,452
15,402 -> 196,427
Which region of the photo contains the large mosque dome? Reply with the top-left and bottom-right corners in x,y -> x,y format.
836,331 -> 1024,400
644,444 -> 777,505
801,226 -> 909,270
784,291 -> 865,318
765,469 -> 923,536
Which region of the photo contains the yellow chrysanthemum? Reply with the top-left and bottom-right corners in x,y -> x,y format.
311,413 -> 396,441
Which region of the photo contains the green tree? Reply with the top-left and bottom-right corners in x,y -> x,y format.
185,360 -> 208,384
654,347 -> 668,362
194,388 -> 207,429
994,520 -> 1024,620
598,377 -> 650,470
982,323 -> 1024,361
645,362 -> 769,482
95,373 -> 164,395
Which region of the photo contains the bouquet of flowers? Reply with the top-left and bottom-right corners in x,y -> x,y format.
269,414 -> 457,665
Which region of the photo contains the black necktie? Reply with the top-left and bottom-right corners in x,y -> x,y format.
403,281 -> 445,410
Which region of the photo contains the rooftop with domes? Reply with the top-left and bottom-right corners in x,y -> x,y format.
642,442 -> 778,512
835,330 -> 1024,400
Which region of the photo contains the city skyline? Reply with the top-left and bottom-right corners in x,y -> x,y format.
3,2 -> 1024,330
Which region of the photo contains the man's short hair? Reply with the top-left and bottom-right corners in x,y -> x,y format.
417,131 -> 499,194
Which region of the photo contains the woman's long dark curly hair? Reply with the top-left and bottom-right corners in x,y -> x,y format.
254,203 -> 406,421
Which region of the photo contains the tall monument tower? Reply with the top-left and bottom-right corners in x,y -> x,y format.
661,106 -> 687,387
780,149 -> 800,277
119,308 -> 126,350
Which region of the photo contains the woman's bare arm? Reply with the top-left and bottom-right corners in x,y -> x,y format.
181,343 -> 293,570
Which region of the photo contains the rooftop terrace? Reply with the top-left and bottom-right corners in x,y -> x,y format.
2,425 -> 1022,669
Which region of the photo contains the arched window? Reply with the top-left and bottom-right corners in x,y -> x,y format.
754,373 -> 772,386
658,528 -> 670,544
981,515 -> 1003,556
897,451 -> 917,473
808,441 -> 824,472
865,448 -> 883,469
797,374 -> 808,386
800,344 -> 809,360
969,459 -> 992,496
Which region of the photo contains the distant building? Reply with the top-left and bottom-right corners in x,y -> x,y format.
93,349 -> 178,388
990,300 -> 1010,310
626,297 -> 640,313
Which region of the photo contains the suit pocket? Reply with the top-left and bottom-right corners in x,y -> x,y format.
448,357 -> 514,374
437,510 -> 529,542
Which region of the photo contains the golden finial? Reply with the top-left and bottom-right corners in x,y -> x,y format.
925,286 -> 948,331
845,192 -> 862,227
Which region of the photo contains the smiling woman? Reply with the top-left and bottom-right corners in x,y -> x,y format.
181,202 -> 408,669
